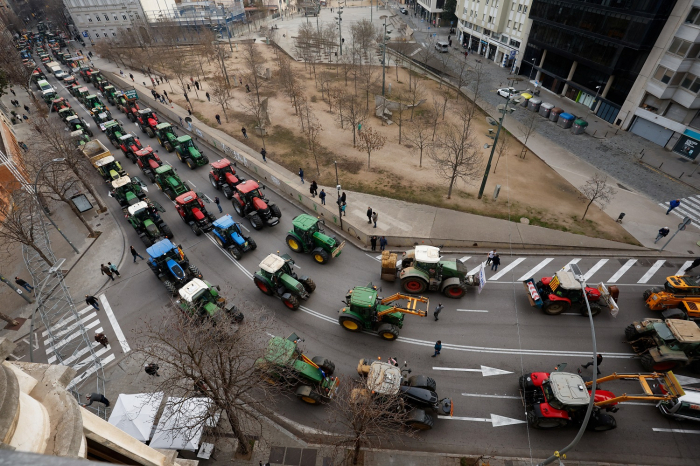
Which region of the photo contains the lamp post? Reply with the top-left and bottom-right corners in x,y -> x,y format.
334,161 -> 343,229
380,16 -> 392,97
528,57 -> 537,81
337,8 -> 343,56
591,84 -> 602,111
33,158 -> 80,254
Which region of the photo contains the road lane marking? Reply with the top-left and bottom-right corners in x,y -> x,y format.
459,256 -> 471,263
433,366 -> 512,376
205,233 -> 254,280
638,260 -> 666,283
489,258 -> 526,281
462,393 -> 521,400
42,305 -> 93,336
67,353 -> 116,390
468,263 -> 482,275
583,259 -> 608,281
675,261 -> 693,277
652,428 -> 700,434
100,294 -> 130,353
44,312 -> 98,345
439,414 -> 526,427
365,253 -> 381,262
456,309 -> 489,313
608,259 -> 637,283
187,179 -> 196,188
517,258 -> 553,281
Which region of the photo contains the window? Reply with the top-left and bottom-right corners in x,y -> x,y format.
482,13 -> 485,20
492,32 -> 500,41
509,39 -> 520,48
488,16 -> 494,23
485,0 -> 488,4
113,32 -> 116,36
511,3 -> 515,10
122,14 -> 127,20
484,29 -> 491,36
88,17 -> 92,22
501,34 -> 508,44
494,0 -> 498,6
653,65 -> 674,84
96,15 -> 101,21
507,20 -> 512,28
669,37 -> 691,57
523,5 -> 527,13
104,14 -> 109,20
518,23 -> 523,32
686,7 -> 700,25
681,73 -> 700,93
135,13 -> 140,19
518,4 -> 522,12
114,15 -> 118,20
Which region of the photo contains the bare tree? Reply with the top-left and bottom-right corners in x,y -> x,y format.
0,30 -> 34,99
579,174 -> 616,221
492,132 -> 510,174
299,102 -> 324,176
0,189 -> 54,266
209,74 -> 233,122
453,54 -> 470,101
394,92 -> 409,145
518,109 -> 539,159
167,52 -> 197,106
408,78 -> 426,120
430,97 -> 442,140
242,40 -> 268,107
342,93 -> 368,147
357,126 -> 386,169
404,113 -> 434,168
439,88 -> 453,120
240,90 -> 269,150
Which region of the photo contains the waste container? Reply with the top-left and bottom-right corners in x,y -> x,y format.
549,107 -> 563,123
539,102 -> 553,118
572,118 -> 588,135
528,97 -> 542,112
558,112 -> 575,129
520,92 -> 532,107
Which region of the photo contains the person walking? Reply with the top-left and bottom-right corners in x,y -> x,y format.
581,353 -> 603,375
340,203 -> 346,216
655,227 -> 670,244
431,340 -> 442,357
100,264 -> 114,281
370,235 -> 378,251
130,245 -> 145,263
195,81 -> 200,90
187,105 -> 192,116
23,104 -> 30,114
340,192 -> 347,205
214,196 -> 222,213
10,88 -> 15,96
82,393 -> 110,408
95,331 -> 109,348
372,211 -> 378,228
379,236 -> 387,251
685,257 -> 700,273
245,84 -> 250,93
151,89 -> 157,99
486,249 -> 496,265
366,207 -> 373,224
319,189 -> 326,205
241,127 -> 248,139
490,254 -> 501,272
145,363 -> 160,376
184,91 -> 189,102
163,90 -> 168,99
667,199 -> 681,215
215,114 -> 221,125
120,69 -> 124,76
298,168 -> 304,184
129,73 -> 134,82
187,83 -> 191,91
433,303 -> 443,321
15,277 -> 33,292
206,91 -> 210,101
85,295 -> 100,310
108,262 -> 120,277
309,180 -> 318,197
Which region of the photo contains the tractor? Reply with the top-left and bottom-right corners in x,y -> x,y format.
153,164 -> 190,200
209,159 -> 245,199
133,146 -> 162,183
356,358 -> 452,430
338,285 -> 428,341
57,107 -> 76,122
176,278 -> 243,324
524,265 -> 619,316
155,122 -> 178,152
175,191 -> 217,235
91,109 -> 113,128
94,155 -> 125,182
120,95 -> 140,122
174,135 -> 208,169
211,215 -> 257,260
110,176 -> 146,207
65,115 -> 94,136
104,121 -> 126,148
255,333 -> 339,405
70,130 -> 90,147
643,275 -> 700,322
103,85 -> 118,104
88,70 -> 102,86
78,66 -> 92,82
146,239 -> 202,296
68,83 -> 81,98
118,133 -> 144,160
97,79 -> 111,93
42,89 -> 57,105
253,253 -> 315,310
50,97 -> 70,112
232,180 -> 281,230
520,363 -> 686,431
136,108 -> 159,137
123,200 -> 173,246
75,87 -> 90,104
63,75 -> 77,87
285,214 -> 345,264
625,318 -> 700,372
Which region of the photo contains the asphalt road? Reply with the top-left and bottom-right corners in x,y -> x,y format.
39,68 -> 700,466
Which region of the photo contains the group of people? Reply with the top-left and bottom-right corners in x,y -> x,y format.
486,249 -> 501,271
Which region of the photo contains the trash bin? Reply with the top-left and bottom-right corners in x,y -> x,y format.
520,92 -> 532,107
539,102 -> 553,118
528,97 -> 542,112
557,112 -> 575,129
571,118 -> 588,135
549,107 -> 563,123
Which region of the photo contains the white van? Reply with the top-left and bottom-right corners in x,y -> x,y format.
37,79 -> 53,92
435,41 -> 449,53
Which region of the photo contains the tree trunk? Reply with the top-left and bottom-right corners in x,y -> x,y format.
0,311 -> 19,327
30,244 -> 55,267
419,147 -> 423,167
352,438 -> 362,465
582,199 -> 594,221
227,409 -> 251,455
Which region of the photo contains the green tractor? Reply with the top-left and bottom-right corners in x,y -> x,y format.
176,278 -> 243,324
153,164 -> 191,201
110,175 -> 147,207
58,107 -> 77,122
338,285 -> 429,341
254,254 -> 316,310
175,135 -> 208,169
103,85 -> 118,104
625,318 -> 700,373
123,200 -> 173,246
65,115 -> 94,136
94,155 -> 126,182
255,332 -> 339,405
285,214 -> 345,265
155,122 -> 179,152
104,120 -> 125,148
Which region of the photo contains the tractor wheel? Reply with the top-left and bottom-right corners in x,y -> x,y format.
127,152 -> 136,163
401,277 -> 427,294
164,280 -> 177,296
161,225 -> 174,239
312,248 -> 330,264
186,158 -> 197,169
270,203 -> 282,219
296,386 -> 322,405
209,174 -> 219,189
215,234 -> 225,248
86,128 -> 94,137
688,360 -> 700,374
191,224 -> 203,236
233,200 -> 244,217
581,303 -> 602,316
377,323 -> 400,341
587,412 -> 617,432
443,284 -> 466,299
641,353 -> 678,372
146,127 -> 155,138
140,235 -> 153,247
624,324 -> 640,341
282,295 -> 300,310
188,265 -> 202,279
110,138 -> 119,148
128,113 -> 135,122
311,356 -> 335,376
406,410 -> 434,431
339,316 -> 362,332
222,185 -> 233,200
164,141 -> 173,153
286,235 -> 303,253
254,276 -> 274,296
176,151 -> 184,163
147,172 -> 156,183
164,188 -> 176,200
528,411 -> 566,429
407,376 -> 437,392
246,237 -> 257,250
202,155 -> 209,164
228,247 -> 242,260
542,300 -> 569,315
249,213 -> 264,230
300,277 -> 316,294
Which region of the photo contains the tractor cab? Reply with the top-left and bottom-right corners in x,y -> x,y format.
403,246 -> 456,283
84,94 -> 102,110
135,147 -> 161,169
137,108 -> 158,125
178,278 -> 223,317
146,239 -> 187,281
211,159 -> 243,185
176,135 -> 197,151
76,87 -> 90,102
93,111 -> 112,127
156,122 -> 175,135
50,97 -> 70,112
664,276 -> 700,295
365,360 -> 403,395
236,180 -> 266,204
42,89 -> 57,104
94,155 -> 124,181
103,120 -> 123,138
541,269 -> 600,304
103,85 -> 117,102
70,130 -> 89,146
58,107 -> 76,121
212,215 -> 250,250
65,115 -> 88,132
112,176 -> 143,206
128,201 -> 160,234
286,214 -> 345,263
97,80 -> 111,93
63,75 -> 76,86
258,254 -> 304,294
89,70 -> 101,85
120,133 -> 142,151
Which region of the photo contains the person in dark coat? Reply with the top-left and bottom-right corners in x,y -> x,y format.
366,207 -> 373,224
379,236 -> 388,251
309,181 -> 317,198
319,189 -> 326,205
85,295 -> 100,310
260,148 -> 267,162
340,192 -> 347,204
145,363 -> 160,376
581,354 -> 603,375
686,258 -> 700,273
15,277 -> 33,292
667,199 -> 681,215
241,127 -> 248,139
130,245 -> 144,263
433,303 -> 443,321
431,340 -> 442,357
490,254 -> 501,272
655,227 -> 670,244
100,264 -> 114,281
95,331 -> 108,347
82,393 -> 110,407
370,235 -> 377,251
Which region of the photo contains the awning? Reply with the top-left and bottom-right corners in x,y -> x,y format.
108,393 -> 163,442
149,397 -> 214,451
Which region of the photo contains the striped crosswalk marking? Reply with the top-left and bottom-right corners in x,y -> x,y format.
42,306 -> 93,337
459,256 -> 471,263
565,258 -> 581,267
608,259 -> 637,283
468,264 -> 482,276
638,260 -> 666,284
517,258 -> 554,281
489,258 -> 527,281
676,261 -> 693,277
583,259 -> 608,281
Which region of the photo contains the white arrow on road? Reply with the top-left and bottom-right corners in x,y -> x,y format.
674,374 -> 700,385
438,414 -> 526,427
433,366 -> 512,376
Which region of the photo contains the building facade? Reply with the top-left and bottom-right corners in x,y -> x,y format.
456,0 -> 533,69
0,109 -> 29,221
521,0 -> 677,124
415,0 -> 444,26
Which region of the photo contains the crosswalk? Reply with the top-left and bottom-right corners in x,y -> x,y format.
368,254 -> 692,285
660,195 -> 700,224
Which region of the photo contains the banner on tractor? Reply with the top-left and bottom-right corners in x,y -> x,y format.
597,283 -> 619,318
478,262 -> 486,294
124,89 -> 138,99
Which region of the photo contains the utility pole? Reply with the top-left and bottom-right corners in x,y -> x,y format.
334,161 -> 343,229
380,16 -> 391,97
337,8 -> 343,56
0,274 -> 33,305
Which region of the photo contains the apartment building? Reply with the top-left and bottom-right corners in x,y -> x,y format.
456,0 -> 533,69
416,0 -> 444,26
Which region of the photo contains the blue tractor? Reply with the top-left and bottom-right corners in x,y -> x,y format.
146,239 -> 203,296
211,215 -> 257,260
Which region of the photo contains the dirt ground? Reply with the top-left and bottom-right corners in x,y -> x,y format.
159,44 -> 637,245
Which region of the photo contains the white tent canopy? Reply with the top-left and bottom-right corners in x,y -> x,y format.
107,392 -> 163,442
149,397 -> 214,451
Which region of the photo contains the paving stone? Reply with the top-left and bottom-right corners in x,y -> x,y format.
284,447 -> 302,465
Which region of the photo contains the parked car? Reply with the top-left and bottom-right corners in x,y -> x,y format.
435,41 -> 449,53
497,87 -> 518,99
399,7 -> 408,14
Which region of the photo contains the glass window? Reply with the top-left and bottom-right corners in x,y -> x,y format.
88,17 -> 92,22
113,15 -> 117,20
681,73 -> 700,93
518,4 -> 522,12
670,72 -> 684,87
518,23 -> 523,32
523,5 -> 527,13
653,65 -> 674,84
135,13 -> 140,19
508,20 -> 512,28
669,37 -> 692,57
510,39 -> 520,48
122,14 -> 127,20
489,16 -> 494,23
104,14 -> 109,20
96,16 -> 101,21
686,7 -> 700,26
511,3 -> 515,10
501,35 -> 508,43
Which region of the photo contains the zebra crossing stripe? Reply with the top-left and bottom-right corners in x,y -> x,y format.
43,312 -> 98,346
584,259 -> 608,281
489,258 -> 527,281
67,353 -> 116,390
49,339 -> 102,365
565,258 -> 581,267
459,256 -> 471,263
638,260 -> 666,284
468,264 -> 482,276
676,261 -> 693,277
608,259 -> 637,283
42,306 -> 93,337
517,258 -> 554,281
44,320 -> 101,355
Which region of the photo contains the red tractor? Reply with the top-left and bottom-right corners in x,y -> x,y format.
231,180 -> 281,230
136,108 -> 159,138
175,191 -> 217,236
51,97 -> 70,113
121,97 -> 140,122
119,133 -> 144,160
209,159 -> 245,200
134,147 -> 162,183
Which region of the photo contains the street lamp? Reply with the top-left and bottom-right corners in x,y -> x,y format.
528,57 -> 537,81
33,158 -> 80,254
591,84 -> 602,111
337,8 -> 343,56
380,16 -> 392,97
334,161 -> 343,229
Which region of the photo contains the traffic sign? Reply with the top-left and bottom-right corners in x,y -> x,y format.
679,217 -> 692,231
82,31 -> 89,38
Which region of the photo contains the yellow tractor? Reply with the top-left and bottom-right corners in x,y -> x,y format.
644,276 -> 700,321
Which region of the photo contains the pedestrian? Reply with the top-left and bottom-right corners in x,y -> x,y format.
108,262 -> 120,277
298,168 -> 304,184
215,114 -> 221,125
310,180 -> 318,197
486,249 -> 496,265
214,196 -> 222,213
433,302 -> 444,321
184,92 -> 189,102
156,78 -> 160,85
242,127 -> 248,138
100,264 -> 114,281
120,70 -> 124,76
309,183 -> 316,198
14,277 -> 33,292
129,73 -> 134,82
379,236 -> 388,251
261,148 -> 267,162
163,90 -> 168,99
151,89 -> 157,99
340,202 -> 346,216
187,83 -> 191,91
581,354 -> 603,375
239,77 -> 243,86
490,254 -> 501,271
82,393 -> 110,407
655,227 -> 670,244
95,331 -> 109,348
367,207 -> 373,224
150,77 -> 155,86
22,114 -> 28,121
245,84 -> 250,93
10,88 -> 15,96
431,340 -> 442,357
685,257 -> 700,273
206,91 -> 210,101
370,235 -> 378,251
187,106 -> 192,116
358,122 -> 362,132
23,104 -> 29,113
340,191 -> 346,204
19,141 -> 28,152
195,81 -> 200,90
319,189 -> 326,205
85,295 -> 100,310
667,199 -> 681,215
179,116 -> 184,127
145,363 -> 160,376
372,211 -> 378,228
130,245 -> 145,263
